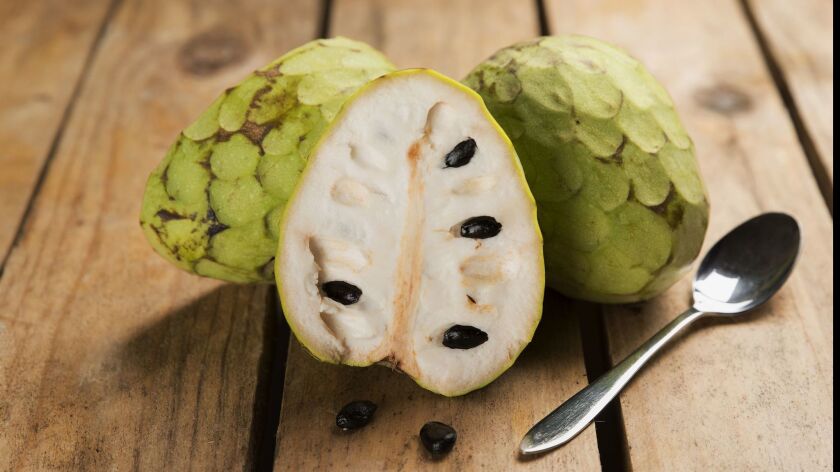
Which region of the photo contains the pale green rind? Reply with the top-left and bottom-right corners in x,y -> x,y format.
465,35 -> 710,303
140,37 -> 395,282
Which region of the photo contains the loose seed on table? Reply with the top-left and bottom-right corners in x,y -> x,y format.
336,400 -> 377,430
420,421 -> 457,456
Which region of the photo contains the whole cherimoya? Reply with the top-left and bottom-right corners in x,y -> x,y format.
465,36 -> 709,303
141,38 -> 395,282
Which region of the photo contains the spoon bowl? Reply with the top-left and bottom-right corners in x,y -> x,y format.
693,213 -> 801,314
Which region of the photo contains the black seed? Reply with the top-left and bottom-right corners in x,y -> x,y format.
444,138 -> 477,168
336,400 -> 377,430
442,325 -> 488,349
459,216 -> 502,239
420,421 -> 457,456
323,281 -> 362,305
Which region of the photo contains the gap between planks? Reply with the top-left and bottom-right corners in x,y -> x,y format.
542,0 -> 832,469
536,1 -> 631,468
578,308 -> 630,472
0,0 -> 125,280
254,290 -> 290,472
255,1 -> 335,470
738,0 -> 833,215
272,0 -> 601,469
2,0 -> 321,468
265,1 -> 614,470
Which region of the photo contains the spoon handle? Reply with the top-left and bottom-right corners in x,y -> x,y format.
520,307 -> 706,455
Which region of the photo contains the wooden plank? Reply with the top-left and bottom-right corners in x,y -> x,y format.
747,0 -> 834,187
544,0 -> 834,470
0,0 -> 113,262
275,294 -> 601,471
329,0 -> 543,78
0,0 -> 319,469
274,1 -> 602,470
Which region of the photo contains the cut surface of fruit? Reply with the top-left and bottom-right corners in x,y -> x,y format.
276,70 -> 544,396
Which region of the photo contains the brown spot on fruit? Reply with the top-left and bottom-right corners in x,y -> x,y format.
156,209 -> 186,221
646,184 -> 685,228
240,121 -> 271,144
648,184 -> 675,215
465,295 -> 496,314
215,128 -> 233,142
178,30 -> 247,76
160,163 -> 171,186
249,85 -> 273,109
604,136 -> 627,164
255,66 -> 282,78
695,84 -> 752,115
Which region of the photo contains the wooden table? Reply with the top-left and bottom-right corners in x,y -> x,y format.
0,0 -> 832,470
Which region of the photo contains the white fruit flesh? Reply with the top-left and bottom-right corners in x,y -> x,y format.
277,70 -> 544,396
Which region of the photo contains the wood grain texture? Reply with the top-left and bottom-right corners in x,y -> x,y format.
747,0 -> 834,185
0,0 -> 319,469
330,0 -> 540,78
544,0 -> 834,470
0,0 -> 113,263
276,293 -> 601,471
274,1 -> 601,470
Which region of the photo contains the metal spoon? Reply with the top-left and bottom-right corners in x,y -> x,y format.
520,212 -> 801,456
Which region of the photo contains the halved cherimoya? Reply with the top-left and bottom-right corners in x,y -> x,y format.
276,70 -> 544,396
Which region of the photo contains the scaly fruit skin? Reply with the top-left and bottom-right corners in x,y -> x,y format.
464,36 -> 709,303
141,37 -> 395,282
